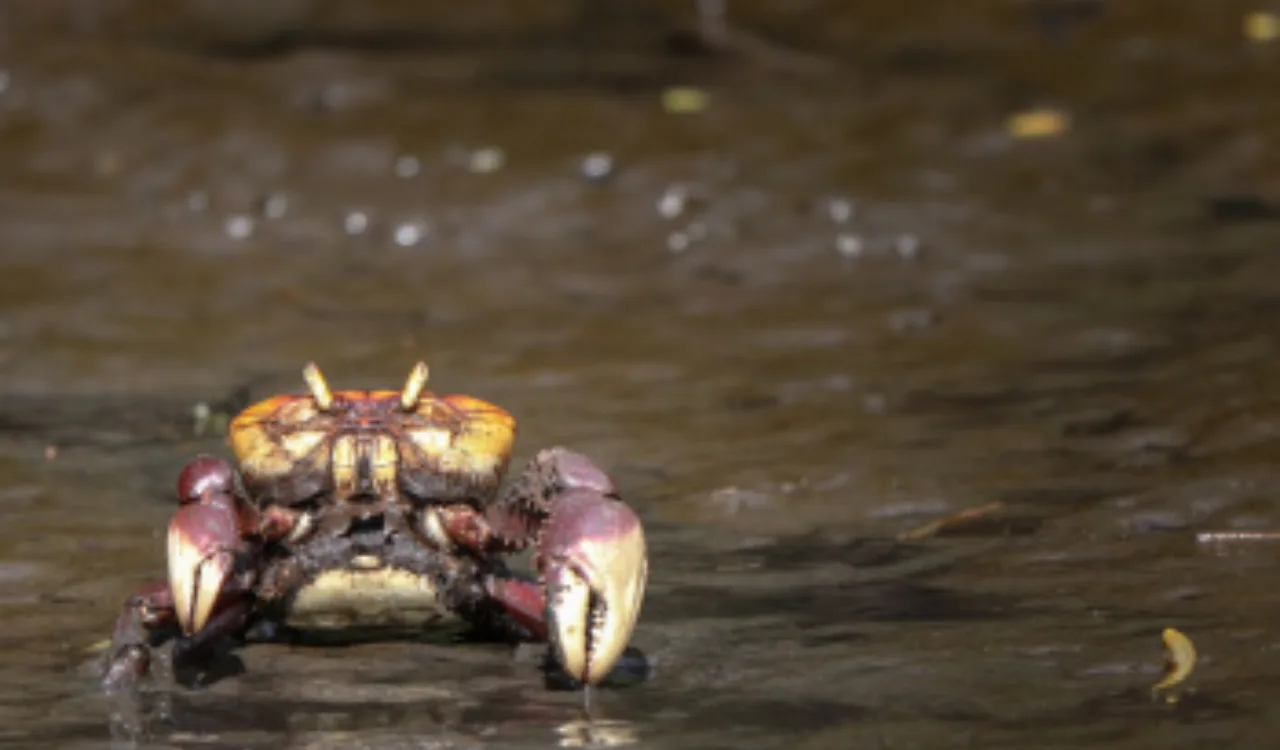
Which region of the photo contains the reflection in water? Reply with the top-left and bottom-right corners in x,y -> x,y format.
557,718 -> 640,748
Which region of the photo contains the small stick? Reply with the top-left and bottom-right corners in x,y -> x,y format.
1196,530 -> 1280,544
897,502 -> 1006,541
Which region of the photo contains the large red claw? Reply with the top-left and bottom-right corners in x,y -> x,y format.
167,498 -> 241,636
541,489 -> 648,686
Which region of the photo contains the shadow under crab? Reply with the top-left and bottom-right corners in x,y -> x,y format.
102,361 -> 649,692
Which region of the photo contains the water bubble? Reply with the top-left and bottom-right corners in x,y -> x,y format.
393,220 -> 429,247
468,147 -> 505,174
192,402 -> 212,436
826,197 -> 855,223
394,154 -> 422,179
260,192 -> 289,219
224,214 -> 255,240
344,210 -> 370,236
889,308 -> 935,332
657,185 -> 688,219
834,233 -> 864,258
580,152 -> 614,181
93,151 -> 122,177
186,190 -> 209,214
894,233 -> 921,260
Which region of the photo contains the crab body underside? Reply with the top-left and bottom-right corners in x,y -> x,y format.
102,362 -> 648,690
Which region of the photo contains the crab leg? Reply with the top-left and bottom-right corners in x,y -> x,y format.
101,581 -> 178,690
482,448 -> 648,686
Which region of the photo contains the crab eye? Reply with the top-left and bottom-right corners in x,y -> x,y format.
400,361 -> 430,411
302,362 -> 334,411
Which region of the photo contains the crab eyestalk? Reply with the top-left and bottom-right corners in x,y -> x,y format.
302,361 -> 334,411
400,361 -> 430,411
541,489 -> 648,686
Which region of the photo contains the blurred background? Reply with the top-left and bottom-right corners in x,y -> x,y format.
4,1 -> 1280,748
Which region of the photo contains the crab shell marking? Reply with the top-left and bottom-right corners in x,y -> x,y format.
227,366 -> 518,508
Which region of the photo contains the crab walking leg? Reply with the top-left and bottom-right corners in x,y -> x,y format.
484,577 -> 550,641
101,581 -> 179,690
485,448 -> 648,686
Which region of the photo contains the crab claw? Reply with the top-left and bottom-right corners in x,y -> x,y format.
541,489 -> 648,685
167,497 -> 242,636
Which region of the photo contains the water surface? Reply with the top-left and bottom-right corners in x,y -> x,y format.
3,1 -> 1280,748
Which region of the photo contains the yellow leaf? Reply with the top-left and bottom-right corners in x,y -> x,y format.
1245,11 -> 1280,43
1007,107 -> 1069,140
1153,627 -> 1197,692
662,87 -> 709,115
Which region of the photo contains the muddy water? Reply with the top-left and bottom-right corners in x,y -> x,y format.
4,1 -> 1280,747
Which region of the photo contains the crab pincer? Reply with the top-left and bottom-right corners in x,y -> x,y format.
167,457 -> 256,651
486,448 -> 648,686
542,488 -> 647,686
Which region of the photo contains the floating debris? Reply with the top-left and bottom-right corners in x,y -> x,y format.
662,86 -> 709,115
834,232 -> 865,259
826,197 -> 856,224
393,220 -> 429,247
43,444 -> 57,461
93,151 -> 123,177
1196,530 -> 1280,544
394,154 -> 422,179
1153,627 -> 1197,697
192,402 -> 230,438
897,501 -> 1005,541
656,184 -> 689,219
468,146 -> 505,174
192,402 -> 211,436
343,210 -> 370,236
666,230 -> 691,254
223,214 -> 255,240
888,307 -> 936,333
259,192 -> 289,220
1245,11 -> 1280,42
580,151 -> 615,181
1007,107 -> 1070,140
83,638 -> 111,655
894,233 -> 922,260
186,190 -> 209,214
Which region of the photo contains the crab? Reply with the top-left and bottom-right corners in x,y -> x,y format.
101,361 -> 648,691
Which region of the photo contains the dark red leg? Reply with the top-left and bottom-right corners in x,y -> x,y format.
484,578 -> 550,642
101,582 -> 177,691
